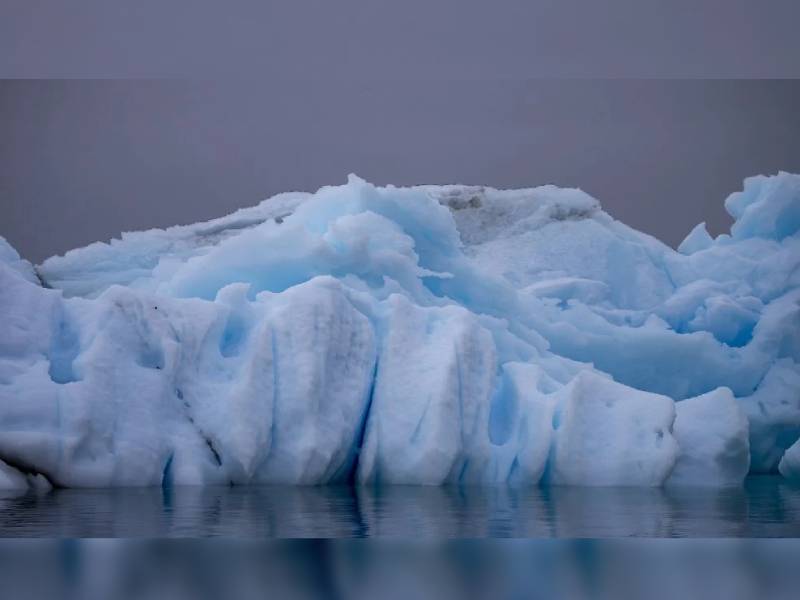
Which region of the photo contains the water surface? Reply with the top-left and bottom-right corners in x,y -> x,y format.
1,476 -> 798,538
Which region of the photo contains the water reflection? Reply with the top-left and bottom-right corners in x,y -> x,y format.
1,539 -> 800,600
1,476 -> 798,538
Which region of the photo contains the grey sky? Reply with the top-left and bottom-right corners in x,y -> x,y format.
2,1 -> 800,78
2,79 -> 800,263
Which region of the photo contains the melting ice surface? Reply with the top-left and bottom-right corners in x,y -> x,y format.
1,173 -> 799,490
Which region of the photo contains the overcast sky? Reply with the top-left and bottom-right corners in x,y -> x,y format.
3,1 -> 800,78
3,3 -> 800,262
2,79 -> 800,262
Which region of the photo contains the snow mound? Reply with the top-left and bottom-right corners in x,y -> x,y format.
1,172 -> 799,489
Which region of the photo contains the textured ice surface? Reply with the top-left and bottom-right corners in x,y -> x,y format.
546,371 -> 678,487
1,172 -> 799,488
780,439 -> 800,480
668,388 -> 750,487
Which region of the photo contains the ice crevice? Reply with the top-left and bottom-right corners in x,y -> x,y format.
1,172 -> 799,488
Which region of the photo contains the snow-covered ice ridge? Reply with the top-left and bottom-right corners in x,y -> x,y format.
1,173 -> 799,490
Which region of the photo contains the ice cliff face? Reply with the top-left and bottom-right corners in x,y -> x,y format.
1,173 -> 799,489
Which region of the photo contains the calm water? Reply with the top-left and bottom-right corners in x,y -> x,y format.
1,476 -> 798,538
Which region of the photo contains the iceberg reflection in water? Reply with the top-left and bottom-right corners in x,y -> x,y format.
1,538 -> 800,600
1,476 -> 798,538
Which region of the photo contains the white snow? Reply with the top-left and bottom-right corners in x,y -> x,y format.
1,172 -> 799,488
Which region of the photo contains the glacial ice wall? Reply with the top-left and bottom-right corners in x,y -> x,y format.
1,173 -> 799,489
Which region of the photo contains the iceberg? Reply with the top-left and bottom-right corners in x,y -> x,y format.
1,172 -> 798,489
779,439 -> 800,480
